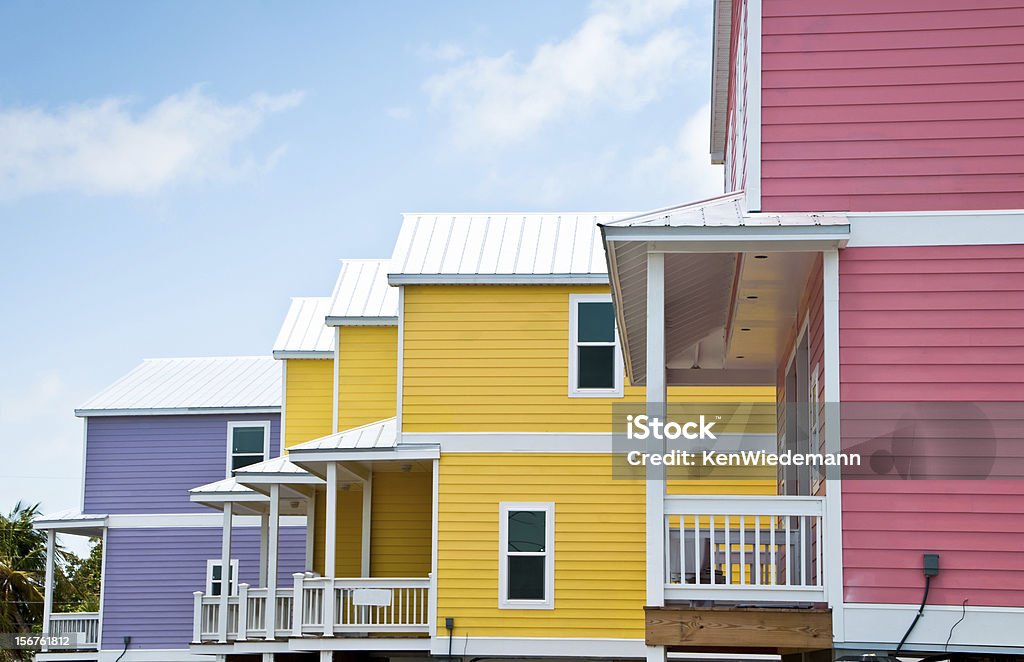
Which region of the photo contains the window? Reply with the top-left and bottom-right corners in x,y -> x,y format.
499,502 -> 554,609
568,294 -> 623,397
206,559 -> 239,596
227,421 -> 270,476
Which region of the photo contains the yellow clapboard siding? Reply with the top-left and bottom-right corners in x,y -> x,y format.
337,326 -> 398,431
370,471 -> 432,577
312,486 -> 363,577
402,285 -> 775,432
284,359 -> 334,448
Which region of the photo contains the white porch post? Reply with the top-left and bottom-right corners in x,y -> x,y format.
218,502 -> 233,643
323,462 -> 337,636
259,512 -> 269,587
645,252 -> 667,662
305,495 -> 316,571
41,529 -> 55,651
361,470 -> 372,577
265,484 -> 280,640
823,248 -> 846,642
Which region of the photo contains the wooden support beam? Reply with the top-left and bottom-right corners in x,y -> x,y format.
646,606 -> 832,652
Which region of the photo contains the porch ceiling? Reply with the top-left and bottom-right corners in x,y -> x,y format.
602,193 -> 848,386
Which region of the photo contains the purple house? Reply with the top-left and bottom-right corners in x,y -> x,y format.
35,356 -> 307,662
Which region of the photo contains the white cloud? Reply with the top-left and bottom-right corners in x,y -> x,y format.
631,102 -> 723,202
0,86 -> 304,200
424,0 -> 695,148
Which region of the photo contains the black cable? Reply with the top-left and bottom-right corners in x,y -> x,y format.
114,636 -> 130,662
945,598 -> 968,651
896,574 -> 931,652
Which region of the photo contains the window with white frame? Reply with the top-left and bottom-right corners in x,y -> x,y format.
568,294 -> 623,397
499,502 -> 554,609
227,421 -> 270,476
206,559 -> 239,596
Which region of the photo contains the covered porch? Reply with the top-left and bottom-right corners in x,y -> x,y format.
601,192 -> 849,652
189,418 -> 438,652
32,511 -> 106,657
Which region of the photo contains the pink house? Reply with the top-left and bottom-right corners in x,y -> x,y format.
604,0 -> 1024,658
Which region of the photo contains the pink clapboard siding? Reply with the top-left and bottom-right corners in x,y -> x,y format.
760,0 -> 1024,212
839,245 -> 1024,607
724,0 -> 749,193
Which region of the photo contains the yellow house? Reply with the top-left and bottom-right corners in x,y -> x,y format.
189,216 -> 782,662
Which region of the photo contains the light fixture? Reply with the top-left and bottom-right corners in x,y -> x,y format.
740,327 -> 751,332
754,255 -> 768,259
400,463 -> 413,473
746,295 -> 758,300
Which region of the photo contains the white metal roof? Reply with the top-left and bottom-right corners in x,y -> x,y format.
189,477 -> 256,495
77,356 -> 281,417
326,259 -> 399,326
602,191 -> 849,230
273,297 -> 334,358
388,212 -> 634,284
289,418 -> 398,452
234,456 -> 310,475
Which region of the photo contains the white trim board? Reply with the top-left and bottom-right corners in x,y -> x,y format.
428,636 -> 647,658
403,432 -> 776,453
105,513 -> 307,529
76,407 -> 280,418
841,602 -> 1024,653
744,0 -> 762,212
96,650 -> 210,662
388,274 -> 610,286
271,350 -> 333,359
325,316 -> 397,327
848,211 -> 1024,247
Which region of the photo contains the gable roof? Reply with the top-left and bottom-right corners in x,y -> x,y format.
388,212 -> 633,285
326,259 -> 399,326
76,356 -> 281,417
289,417 -> 398,452
273,297 -> 334,358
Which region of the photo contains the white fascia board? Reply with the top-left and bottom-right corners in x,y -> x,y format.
429,636 -> 647,658
387,273 -> 609,286
324,316 -> 398,327
403,432 -> 775,453
288,448 -> 440,463
289,638 -> 430,652
233,473 -> 324,485
603,223 -> 850,243
75,406 -> 280,418
272,350 -> 334,359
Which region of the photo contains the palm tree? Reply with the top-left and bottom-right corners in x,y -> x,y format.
0,502 -> 49,635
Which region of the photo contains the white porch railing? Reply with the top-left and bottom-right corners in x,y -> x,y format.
193,575 -> 430,643
293,575 -> 431,636
664,495 -> 826,603
48,612 -> 100,649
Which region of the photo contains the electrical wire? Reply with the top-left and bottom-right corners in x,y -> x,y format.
945,599 -> 968,651
896,574 -> 932,652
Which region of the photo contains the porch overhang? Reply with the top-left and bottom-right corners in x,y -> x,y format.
286,417 -> 440,476
33,511 -> 107,537
600,192 -> 849,386
232,456 -> 323,497
189,477 -> 270,514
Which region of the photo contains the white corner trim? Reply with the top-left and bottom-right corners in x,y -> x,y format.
79,418 -> 89,512
822,249 -> 845,641
332,327 -> 340,434
396,286 -> 405,442
498,502 -> 555,610
745,0 -> 762,213
279,361 -> 288,452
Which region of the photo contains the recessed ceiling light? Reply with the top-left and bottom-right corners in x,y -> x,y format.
736,355 -> 745,359
746,295 -> 758,300
740,327 -> 751,332
754,255 -> 768,259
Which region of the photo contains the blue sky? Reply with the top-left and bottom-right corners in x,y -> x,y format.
0,0 -> 721,521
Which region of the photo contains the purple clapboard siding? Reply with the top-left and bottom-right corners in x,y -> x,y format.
100,525 -> 306,651
83,414 -> 280,514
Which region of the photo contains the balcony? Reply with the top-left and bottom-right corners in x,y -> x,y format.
47,612 -> 100,651
193,574 -> 431,643
664,495 -> 826,604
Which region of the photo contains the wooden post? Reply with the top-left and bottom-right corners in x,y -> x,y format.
218,502 -> 233,643
41,529 -> 55,652
265,484 -> 280,640
323,462 -> 337,637
291,573 -> 305,638
192,591 -> 204,643
237,583 -> 249,641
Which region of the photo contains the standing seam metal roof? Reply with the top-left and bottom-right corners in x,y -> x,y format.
327,259 -> 399,323
273,297 -> 334,357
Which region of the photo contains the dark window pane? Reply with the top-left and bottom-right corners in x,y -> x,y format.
211,565 -> 222,581
508,511 -> 545,552
232,454 -> 262,471
577,302 -> 614,342
210,581 -> 221,597
508,556 -> 545,600
578,346 -> 615,389
232,427 -> 265,454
